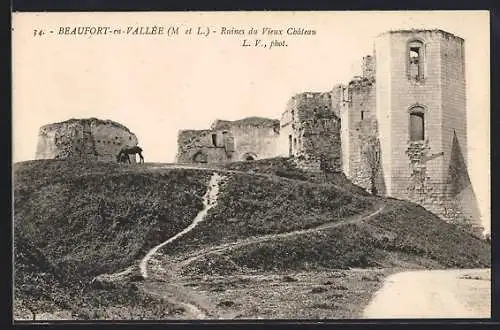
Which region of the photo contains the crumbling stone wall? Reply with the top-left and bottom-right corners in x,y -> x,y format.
338,69 -> 384,195
176,117 -> 280,164
402,137 -> 482,234
213,117 -> 280,161
279,92 -> 341,172
362,55 -> 376,79
35,118 -> 139,162
334,30 -> 480,233
174,28 -> 483,234
176,129 -> 233,163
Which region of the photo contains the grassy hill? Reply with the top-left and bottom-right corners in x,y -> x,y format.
13,159 -> 491,319
14,160 -> 211,319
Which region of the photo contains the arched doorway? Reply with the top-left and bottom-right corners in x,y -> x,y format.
193,151 -> 208,163
241,152 -> 258,161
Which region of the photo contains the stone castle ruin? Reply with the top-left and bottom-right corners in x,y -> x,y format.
176,117 -> 280,164
278,92 -> 342,173
177,29 -> 483,233
35,118 -> 140,163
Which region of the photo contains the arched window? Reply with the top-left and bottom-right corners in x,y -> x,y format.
408,40 -> 425,80
409,110 -> 425,141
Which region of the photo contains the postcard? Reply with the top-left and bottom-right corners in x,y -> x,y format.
12,10 -> 491,321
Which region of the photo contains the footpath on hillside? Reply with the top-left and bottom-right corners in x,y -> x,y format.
139,172 -> 225,319
137,168 -> 386,319
172,204 -> 385,272
362,268 -> 491,319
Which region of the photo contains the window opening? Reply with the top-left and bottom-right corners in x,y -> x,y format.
410,111 -> 425,141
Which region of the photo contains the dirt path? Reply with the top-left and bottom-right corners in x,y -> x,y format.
139,172 -> 224,279
173,204 -> 385,272
150,202 -> 385,319
91,166 -> 387,319
136,172 -> 225,319
146,163 -> 360,196
362,268 -> 491,319
140,282 -> 214,319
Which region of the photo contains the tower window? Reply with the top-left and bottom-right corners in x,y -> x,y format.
361,111 -> 364,120
408,40 -> 425,80
342,87 -> 349,102
211,133 -> 217,147
410,111 -> 425,141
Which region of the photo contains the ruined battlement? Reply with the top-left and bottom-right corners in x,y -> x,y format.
211,117 -> 280,132
362,55 -> 376,79
288,92 -> 332,109
177,116 -> 280,164
39,118 -> 134,135
282,92 -> 333,124
377,29 -> 464,42
278,91 -> 341,172
175,28 -> 481,233
36,118 -> 139,162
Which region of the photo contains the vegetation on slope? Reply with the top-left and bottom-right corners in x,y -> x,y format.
14,236 -> 178,320
163,171 -> 374,257
219,157 -> 369,195
14,160 -> 212,318
14,160 -> 210,279
188,199 -> 490,275
14,236 -> 72,319
13,159 -> 491,319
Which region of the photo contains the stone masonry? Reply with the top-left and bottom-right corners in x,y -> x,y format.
35,118 -> 140,163
176,29 -> 481,232
176,117 -> 280,164
279,92 -> 341,173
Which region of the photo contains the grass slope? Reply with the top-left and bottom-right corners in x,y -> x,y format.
14,236 -> 180,320
14,160 -> 211,319
220,200 -> 490,273
14,160 -> 210,279
220,157 -> 370,194
163,172 -> 374,257
13,159 -> 491,319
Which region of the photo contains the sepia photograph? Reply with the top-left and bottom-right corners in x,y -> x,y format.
12,10 -> 491,321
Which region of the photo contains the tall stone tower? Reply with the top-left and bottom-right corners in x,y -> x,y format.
374,29 -> 480,232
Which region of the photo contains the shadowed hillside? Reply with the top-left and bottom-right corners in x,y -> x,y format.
210,200 -> 490,274
13,160 -> 491,319
219,157 -> 370,195
14,160 -> 211,279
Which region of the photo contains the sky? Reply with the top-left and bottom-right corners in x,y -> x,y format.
12,11 -> 490,232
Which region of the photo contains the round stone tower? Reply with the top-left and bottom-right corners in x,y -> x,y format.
35,118 -> 139,163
